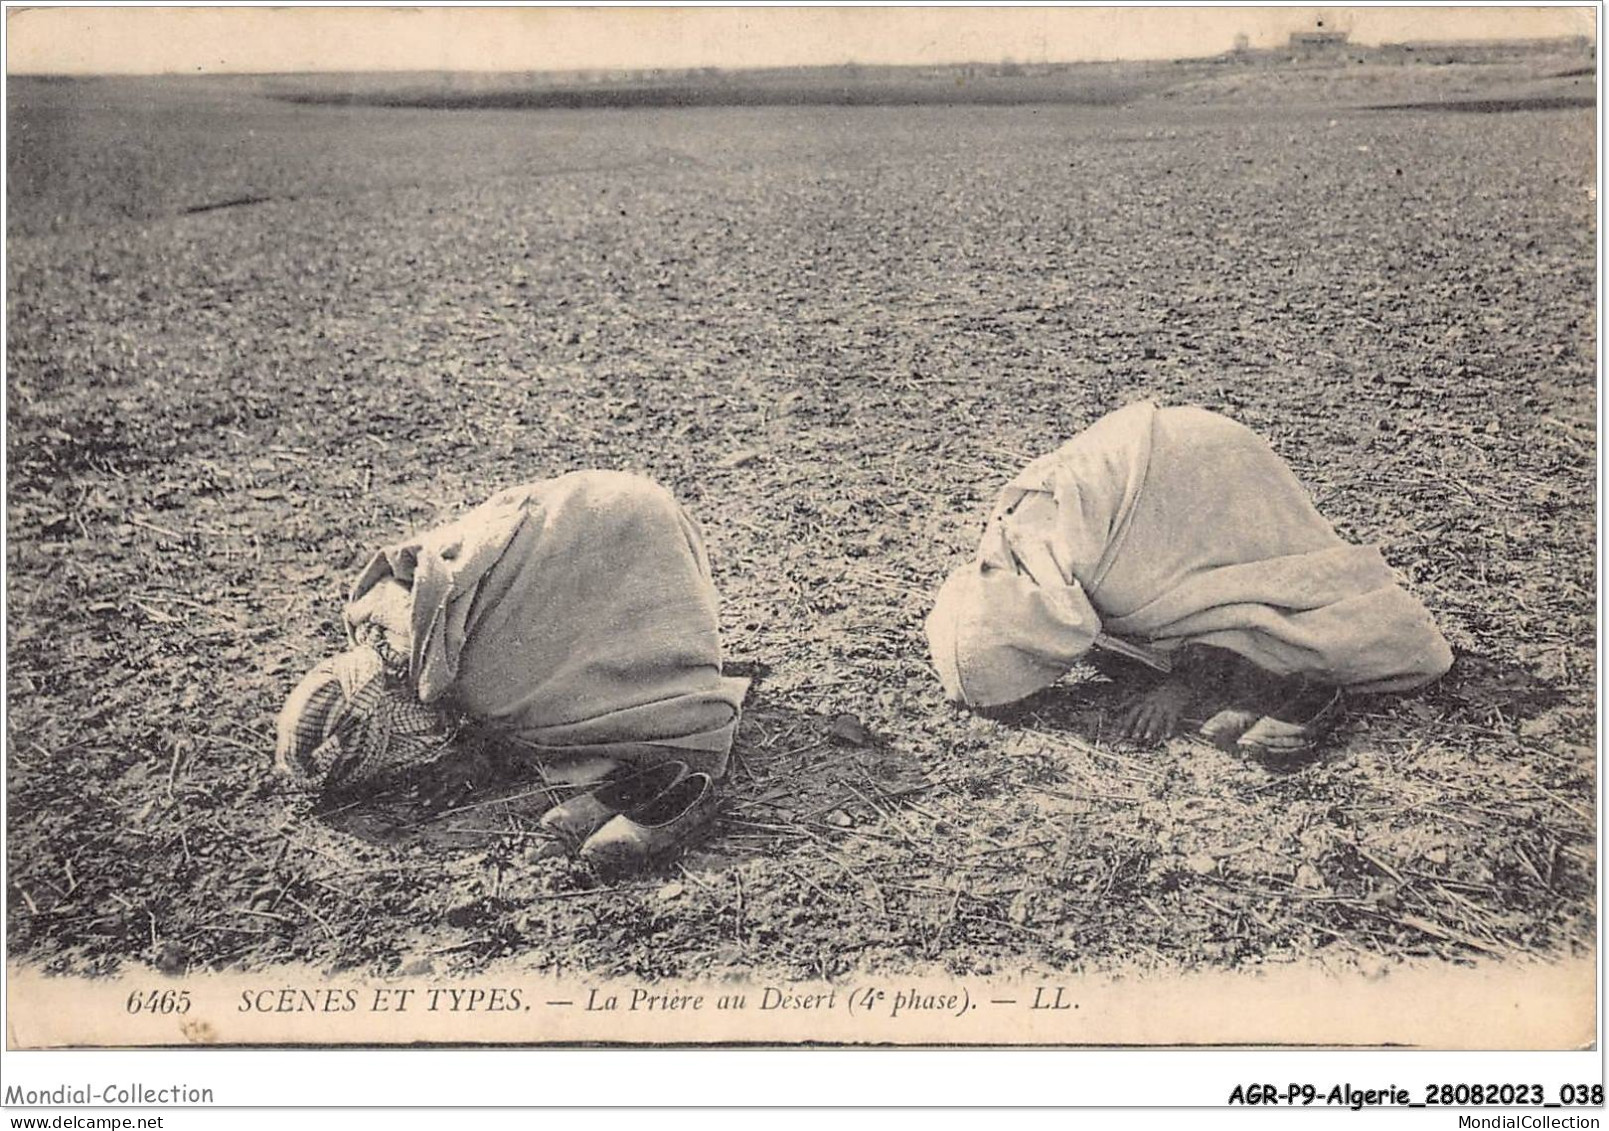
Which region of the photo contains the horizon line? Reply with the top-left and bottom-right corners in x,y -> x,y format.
7,31 -> 1594,80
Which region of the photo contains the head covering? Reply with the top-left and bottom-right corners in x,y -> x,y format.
274,644 -> 454,796
926,561 -> 1101,709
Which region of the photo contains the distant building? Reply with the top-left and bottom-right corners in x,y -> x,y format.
1289,28 -> 1350,51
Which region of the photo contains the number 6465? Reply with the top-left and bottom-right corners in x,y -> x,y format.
124,989 -> 191,1015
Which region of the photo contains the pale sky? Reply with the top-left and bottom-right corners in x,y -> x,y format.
5,5 -> 1598,75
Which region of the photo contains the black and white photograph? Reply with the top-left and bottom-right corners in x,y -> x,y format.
3,3 -> 1598,1058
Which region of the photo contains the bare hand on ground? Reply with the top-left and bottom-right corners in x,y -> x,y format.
418,746 -> 506,813
1118,679 -> 1195,745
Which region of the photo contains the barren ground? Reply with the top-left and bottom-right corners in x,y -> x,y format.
6,52 -> 1597,981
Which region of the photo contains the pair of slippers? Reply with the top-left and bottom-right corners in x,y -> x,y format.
534,760 -> 717,877
1198,684 -> 1344,765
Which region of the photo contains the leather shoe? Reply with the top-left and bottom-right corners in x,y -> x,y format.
1237,687 -> 1344,762
535,761 -> 688,856
1197,707 -> 1261,751
578,772 -> 717,877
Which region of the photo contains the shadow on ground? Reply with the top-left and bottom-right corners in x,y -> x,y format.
1422,649 -> 1571,722
311,666 -> 931,879
973,648 -> 1569,735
